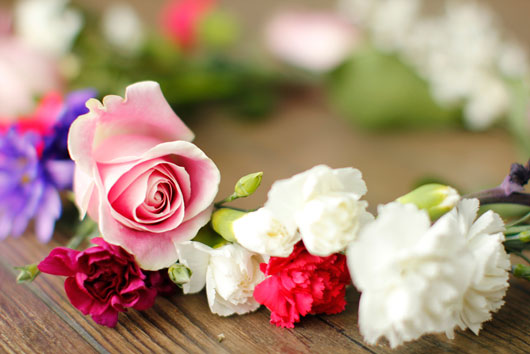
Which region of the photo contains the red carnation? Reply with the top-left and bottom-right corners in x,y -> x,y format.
253,242 -> 350,328
38,238 -> 158,327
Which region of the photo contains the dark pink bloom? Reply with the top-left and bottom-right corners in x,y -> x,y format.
253,242 -> 350,328
38,238 -> 157,327
160,0 -> 215,49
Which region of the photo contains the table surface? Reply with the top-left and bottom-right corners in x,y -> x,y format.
1,91 -> 529,353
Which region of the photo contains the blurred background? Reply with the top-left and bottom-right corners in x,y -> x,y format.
1,0 -> 529,212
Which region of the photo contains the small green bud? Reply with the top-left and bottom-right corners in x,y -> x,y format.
512,264 -> 530,280
397,184 -> 460,220
519,230 -> 530,243
15,264 -> 40,283
168,263 -> 192,287
234,172 -> 263,198
211,208 -> 246,242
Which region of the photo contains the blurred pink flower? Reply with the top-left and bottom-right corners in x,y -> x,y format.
160,0 -> 215,49
265,11 -> 359,72
0,37 -> 62,122
69,81 -> 220,271
0,8 -> 11,35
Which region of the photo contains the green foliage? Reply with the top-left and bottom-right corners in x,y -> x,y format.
327,45 -> 460,130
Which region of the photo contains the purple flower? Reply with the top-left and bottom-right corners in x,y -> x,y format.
0,129 -> 60,242
0,89 -> 97,242
43,89 -> 97,162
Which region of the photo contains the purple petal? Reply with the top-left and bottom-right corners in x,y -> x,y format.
34,185 -> 61,243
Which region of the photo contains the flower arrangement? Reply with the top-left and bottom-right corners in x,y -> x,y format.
3,0 -> 530,350
8,81 -> 530,349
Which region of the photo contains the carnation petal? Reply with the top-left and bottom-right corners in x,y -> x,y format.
38,248 -> 79,276
175,241 -> 212,294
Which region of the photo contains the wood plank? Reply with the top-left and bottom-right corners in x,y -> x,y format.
0,259 -> 96,354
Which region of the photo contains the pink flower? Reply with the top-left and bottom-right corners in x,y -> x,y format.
253,242 -> 350,328
68,81 -> 220,270
38,238 -> 158,327
265,11 -> 359,72
0,37 -> 62,121
160,0 -> 215,49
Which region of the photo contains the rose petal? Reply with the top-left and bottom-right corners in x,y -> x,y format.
138,141 -> 220,221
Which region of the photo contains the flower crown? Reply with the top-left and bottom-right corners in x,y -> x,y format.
8,81 -> 530,349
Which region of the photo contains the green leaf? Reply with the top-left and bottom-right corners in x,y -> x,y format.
327,45 -> 460,130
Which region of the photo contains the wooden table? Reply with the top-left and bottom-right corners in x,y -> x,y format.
1,91 -> 529,353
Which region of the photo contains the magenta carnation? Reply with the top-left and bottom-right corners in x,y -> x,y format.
253,242 -> 350,328
38,238 -> 158,327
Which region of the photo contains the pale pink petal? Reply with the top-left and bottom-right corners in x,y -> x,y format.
73,166 -> 96,218
265,11 -> 358,72
93,134 -> 163,164
68,99 -> 100,173
93,81 -> 194,149
100,203 -> 213,270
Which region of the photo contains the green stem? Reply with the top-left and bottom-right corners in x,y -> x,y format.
214,193 -> 239,208
17,218 -> 97,284
507,211 -> 530,227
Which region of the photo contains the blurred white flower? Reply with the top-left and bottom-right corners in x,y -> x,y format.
265,165 -> 371,256
347,199 -> 509,348
498,41 -> 528,78
464,74 -> 510,131
337,0 -> 377,25
102,2 -> 144,55
265,11 -> 358,72
369,0 -> 420,52
14,0 -> 83,57
233,208 -> 301,257
176,241 -> 265,316
0,37 -> 61,120
340,0 -> 524,129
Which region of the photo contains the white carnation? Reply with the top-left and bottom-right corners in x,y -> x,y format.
176,242 -> 265,316
296,193 -> 371,256
348,199 -> 509,348
233,208 -> 301,257
264,165 -> 371,256
435,199 -> 510,336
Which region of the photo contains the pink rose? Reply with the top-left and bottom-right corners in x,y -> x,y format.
38,238 -> 158,327
68,81 -> 220,270
253,242 -> 350,328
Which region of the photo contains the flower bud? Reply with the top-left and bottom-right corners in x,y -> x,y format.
211,208 -> 246,242
168,263 -> 192,287
512,264 -> 530,280
234,172 -> 263,198
397,184 -> 460,220
15,264 -> 40,283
